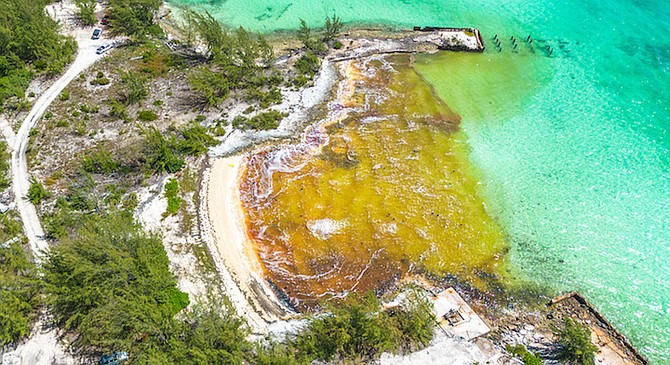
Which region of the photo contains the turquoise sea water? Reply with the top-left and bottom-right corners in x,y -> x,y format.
169,0 -> 670,362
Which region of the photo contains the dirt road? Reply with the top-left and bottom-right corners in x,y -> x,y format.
3,4 -> 107,364
12,22 -> 104,262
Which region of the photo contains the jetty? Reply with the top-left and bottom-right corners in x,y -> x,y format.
414,26 -> 486,52
550,292 -> 649,365
326,27 -> 487,62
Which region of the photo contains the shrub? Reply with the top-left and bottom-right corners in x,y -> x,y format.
245,110 -> 286,130
293,75 -> 308,87
80,148 -> 119,174
163,178 -> 181,217
120,71 -> 148,105
59,91 -> 70,101
108,99 -> 129,121
27,178 -> 50,205
333,41 -> 343,49
90,76 -> 110,86
189,67 -> 230,107
506,344 -> 543,365
177,122 -> 218,155
79,104 -> 98,113
55,120 -> 69,128
295,52 -> 321,78
137,109 -> 158,122
558,318 -> 597,365
142,128 -> 184,174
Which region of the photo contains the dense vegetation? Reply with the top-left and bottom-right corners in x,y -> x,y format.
41,153 -> 436,362
0,140 -> 39,346
293,292 -> 436,362
231,110 -> 288,131
108,0 -> 163,38
184,12 -> 282,111
163,178 -> 181,217
0,141 -> 10,189
0,0 -> 77,108
42,209 -> 190,352
0,232 -> 40,346
557,318 -> 597,365
74,0 -> 97,26
42,229 -> 437,365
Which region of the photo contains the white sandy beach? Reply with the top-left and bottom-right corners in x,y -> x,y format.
201,156 -> 293,333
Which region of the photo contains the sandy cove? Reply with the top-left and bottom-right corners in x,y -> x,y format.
199,155 -> 294,333
199,58 -> 365,330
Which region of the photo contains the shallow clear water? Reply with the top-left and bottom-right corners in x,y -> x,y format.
172,0 -> 670,362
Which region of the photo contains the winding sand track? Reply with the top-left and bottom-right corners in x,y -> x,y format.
12,32 -> 104,262
4,10 -> 106,364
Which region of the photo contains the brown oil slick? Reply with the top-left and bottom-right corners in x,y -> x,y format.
240,55 -> 508,309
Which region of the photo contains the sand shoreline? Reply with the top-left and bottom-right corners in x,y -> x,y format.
200,50 -> 377,326
200,156 -> 293,333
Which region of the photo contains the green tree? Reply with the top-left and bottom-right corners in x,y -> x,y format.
558,318 -> 597,365
297,19 -> 312,49
108,0 -> 163,38
296,19 -> 325,53
187,11 -> 232,61
506,344 -> 543,365
42,211 -> 190,352
182,10 -> 278,108
0,0 -> 77,106
0,239 -> 40,346
188,67 -> 230,107
75,0 -> 97,26
323,14 -> 343,42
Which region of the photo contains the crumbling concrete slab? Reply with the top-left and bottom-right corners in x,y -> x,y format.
433,287 -> 491,341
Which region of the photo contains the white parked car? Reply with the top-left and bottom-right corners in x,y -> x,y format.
96,43 -> 114,55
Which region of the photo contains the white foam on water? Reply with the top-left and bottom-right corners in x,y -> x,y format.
306,218 -> 349,240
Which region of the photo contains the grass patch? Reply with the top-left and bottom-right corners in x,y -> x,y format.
27,178 -> 50,205
163,178 -> 181,217
506,344 -> 543,365
137,109 -> 158,122
192,242 -> 217,275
